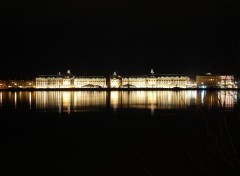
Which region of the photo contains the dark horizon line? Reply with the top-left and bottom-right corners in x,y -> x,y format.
0,87 -> 239,91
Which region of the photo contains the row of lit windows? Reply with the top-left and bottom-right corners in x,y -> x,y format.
37,82 -> 105,85
75,81 -> 105,83
123,79 -> 188,81
122,80 -> 188,82
122,77 -> 188,79
36,79 -> 71,81
75,78 -> 105,80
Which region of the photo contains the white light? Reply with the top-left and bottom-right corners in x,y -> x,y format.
150,69 -> 154,75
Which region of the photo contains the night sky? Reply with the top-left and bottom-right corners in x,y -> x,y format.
1,0 -> 240,79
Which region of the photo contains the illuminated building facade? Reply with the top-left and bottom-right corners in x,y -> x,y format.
218,76 -> 237,88
196,73 -> 237,88
0,80 -> 6,89
0,70 -> 238,89
110,70 -> 190,88
22,80 -> 35,88
186,79 -> 197,88
122,77 -> 146,88
36,76 -> 74,88
110,72 -> 122,88
6,80 -> 34,88
74,76 -> 106,88
36,70 -> 74,88
36,70 -> 106,89
7,80 -> 20,88
196,73 -> 219,88
121,76 -> 190,88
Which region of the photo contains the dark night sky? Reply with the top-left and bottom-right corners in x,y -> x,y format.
1,0 -> 240,79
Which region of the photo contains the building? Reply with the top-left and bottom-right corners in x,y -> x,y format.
110,72 -> 122,88
196,73 -> 220,88
36,70 -> 106,89
196,73 -> 237,88
121,75 -> 190,88
6,80 -> 19,88
110,69 -> 190,88
74,76 -> 106,88
0,80 -> 6,89
36,76 -> 75,89
218,76 -> 237,88
2,70 -> 237,89
186,79 -> 197,88
36,70 -> 75,89
21,80 -> 35,88
6,80 -> 34,88
122,77 -> 146,88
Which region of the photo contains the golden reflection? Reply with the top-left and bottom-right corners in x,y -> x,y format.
73,91 -> 106,112
197,91 -> 219,109
117,91 -> 198,110
218,91 -> 237,109
58,92 -> 62,114
29,92 -> 32,109
0,92 -> 2,107
110,91 -> 119,111
110,91 -> 236,110
36,91 -> 107,113
0,91 -> 237,112
148,91 -> 156,115
14,92 -> 17,109
63,92 -> 71,114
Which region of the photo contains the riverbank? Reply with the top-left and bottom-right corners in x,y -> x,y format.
0,87 -> 239,91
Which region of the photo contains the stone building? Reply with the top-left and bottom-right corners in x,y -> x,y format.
36,70 -> 106,89
196,73 -> 237,88
74,76 -> 106,88
110,72 -> 122,88
110,70 -> 190,88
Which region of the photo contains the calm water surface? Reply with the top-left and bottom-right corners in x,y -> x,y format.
0,90 -> 238,113
1,91 -> 240,176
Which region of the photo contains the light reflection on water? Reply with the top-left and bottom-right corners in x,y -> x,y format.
0,92 -> 2,107
0,91 -> 238,113
35,91 -> 107,113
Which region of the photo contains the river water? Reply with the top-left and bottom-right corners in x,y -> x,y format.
1,90 -> 240,176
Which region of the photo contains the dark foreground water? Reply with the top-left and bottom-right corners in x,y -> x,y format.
1,91 -> 240,176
